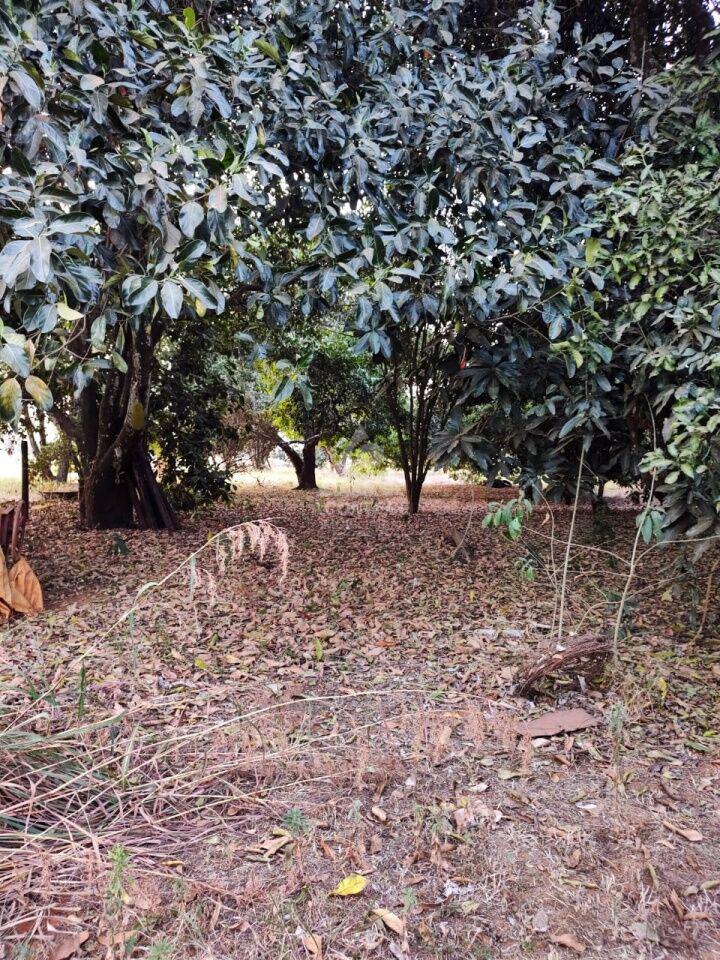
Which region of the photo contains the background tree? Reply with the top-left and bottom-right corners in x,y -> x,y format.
435,44 -> 720,554
458,0 -> 717,68
150,311 -> 246,509
255,327 -> 382,490
0,0 -> 276,528
338,2 -> 632,512
600,56 -> 720,550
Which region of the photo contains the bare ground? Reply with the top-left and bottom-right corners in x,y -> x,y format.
1,483 -> 719,960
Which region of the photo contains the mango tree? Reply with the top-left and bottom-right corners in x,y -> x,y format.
0,0 -> 275,527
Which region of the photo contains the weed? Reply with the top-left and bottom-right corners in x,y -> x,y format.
282,807 -> 311,836
107,843 -> 132,910
402,886 -> 418,912
147,938 -> 174,960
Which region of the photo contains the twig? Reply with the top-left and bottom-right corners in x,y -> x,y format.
557,446 -> 585,641
693,554 -> 720,644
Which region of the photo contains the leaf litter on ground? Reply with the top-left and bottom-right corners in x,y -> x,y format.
0,483 -> 718,959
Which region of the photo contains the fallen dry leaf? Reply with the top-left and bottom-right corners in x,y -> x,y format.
0,547 -> 12,614
663,820 -> 703,843
331,873 -> 368,896
298,928 -> 322,957
565,848 -> 582,869
50,931 -> 90,960
550,932 -> 586,953
247,833 -> 293,860
669,889 -> 686,920
517,708 -> 600,738
10,556 -> 44,615
371,908 -> 406,936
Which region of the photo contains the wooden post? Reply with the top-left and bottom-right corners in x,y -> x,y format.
21,438 -> 29,516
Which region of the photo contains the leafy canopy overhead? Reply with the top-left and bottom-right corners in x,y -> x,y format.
0,0 -> 716,544
0,0 -> 281,421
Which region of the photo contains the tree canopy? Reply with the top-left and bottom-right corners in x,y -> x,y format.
0,0 -> 717,547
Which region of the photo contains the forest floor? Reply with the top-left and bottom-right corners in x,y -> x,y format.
1,480 -> 719,960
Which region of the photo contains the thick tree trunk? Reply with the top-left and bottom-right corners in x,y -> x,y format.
408,474 -> 424,514
56,316 -> 179,531
296,442 -> 317,490
276,435 -> 319,491
83,452 -> 135,528
82,441 -> 179,531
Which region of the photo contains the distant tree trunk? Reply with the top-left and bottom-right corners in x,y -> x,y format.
297,441 -> 317,489
56,441 -> 71,483
384,327 -> 440,515
22,413 -> 54,481
591,479 -> 607,513
276,435 -> 319,490
323,445 -> 349,477
629,0 -> 649,70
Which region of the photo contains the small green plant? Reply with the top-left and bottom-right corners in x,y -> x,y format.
76,664 -> 87,718
515,554 -> 537,583
281,808 -> 311,836
147,938 -> 174,960
107,844 -> 132,911
482,498 -> 533,541
111,534 -> 129,557
401,886 -> 418,912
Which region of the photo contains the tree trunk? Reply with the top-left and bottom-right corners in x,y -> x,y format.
591,479 -> 606,513
408,474 -> 424,514
83,450 -> 135,528
82,444 -> 179,530
297,442 -> 317,490
55,317 -> 179,531
628,0 -> 649,71
275,435 -> 319,491
56,440 -> 71,483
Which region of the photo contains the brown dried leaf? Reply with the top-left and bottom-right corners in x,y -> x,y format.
9,556 -> 43,615
247,834 -> 293,860
0,547 -> 11,608
50,931 -> 90,960
549,932 -> 586,953
298,929 -> 322,957
669,889 -> 686,920
372,908 -> 406,937
518,709 -> 600,738
663,820 -> 703,843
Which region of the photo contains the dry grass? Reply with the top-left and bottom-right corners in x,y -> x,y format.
0,484 -> 718,959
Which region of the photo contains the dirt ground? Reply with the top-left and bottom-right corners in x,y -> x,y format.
1,482 -> 719,960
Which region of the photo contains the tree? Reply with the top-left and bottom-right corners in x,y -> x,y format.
435,48 -> 720,555
599,57 -> 720,549
150,311 -> 245,509
0,0 -> 274,528
337,2 -> 632,511
256,327 -> 382,490
458,0 -> 717,68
